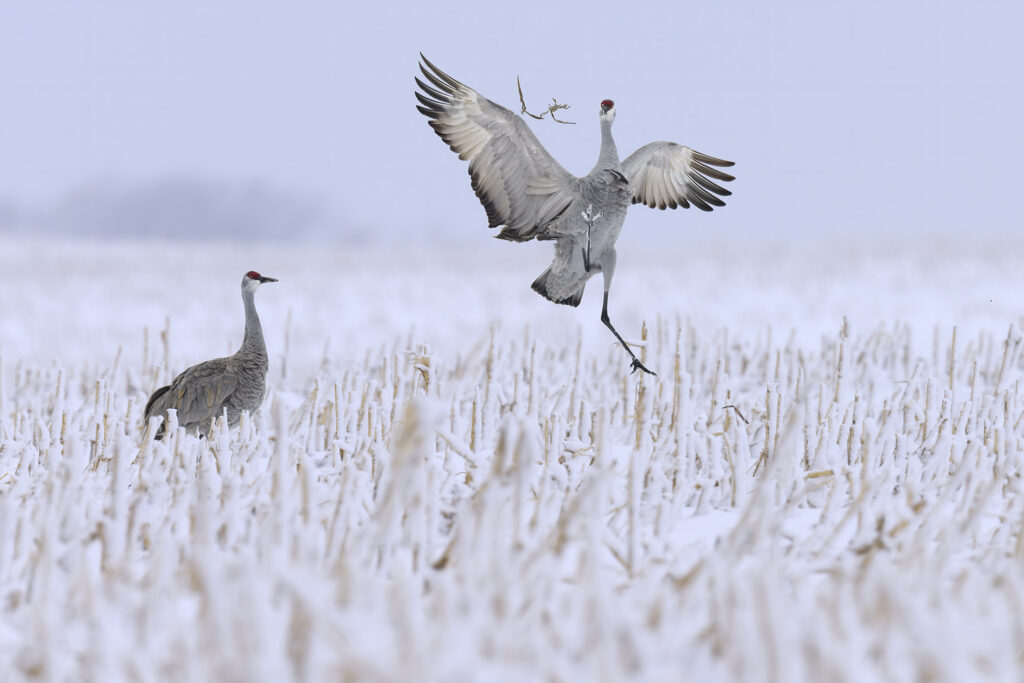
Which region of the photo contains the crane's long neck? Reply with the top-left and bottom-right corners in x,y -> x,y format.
240,288 -> 267,362
597,118 -> 620,167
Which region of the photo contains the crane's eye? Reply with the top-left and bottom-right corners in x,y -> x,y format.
246,271 -> 261,280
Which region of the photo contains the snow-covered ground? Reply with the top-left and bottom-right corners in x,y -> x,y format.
2,235 -> 1024,681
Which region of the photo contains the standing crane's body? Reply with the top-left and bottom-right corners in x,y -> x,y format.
144,271 -> 277,439
415,55 -> 734,374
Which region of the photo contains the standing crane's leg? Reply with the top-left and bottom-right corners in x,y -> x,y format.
599,250 -> 656,376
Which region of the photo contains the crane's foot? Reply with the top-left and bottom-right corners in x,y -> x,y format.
630,358 -> 657,376
600,293 -> 655,376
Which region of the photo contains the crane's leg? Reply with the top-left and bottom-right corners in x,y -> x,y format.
600,251 -> 656,376
581,204 -> 598,273
583,223 -> 593,272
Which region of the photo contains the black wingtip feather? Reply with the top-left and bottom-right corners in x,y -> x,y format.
420,63 -> 455,94
692,151 -> 735,167
415,76 -> 450,102
419,54 -> 464,90
414,91 -> 444,110
416,105 -> 441,119
689,183 -> 726,207
691,161 -> 735,183
496,229 -> 531,242
690,170 -> 732,196
688,194 -> 713,211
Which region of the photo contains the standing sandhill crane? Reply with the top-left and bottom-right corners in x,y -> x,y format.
415,55 -> 734,375
144,271 -> 277,440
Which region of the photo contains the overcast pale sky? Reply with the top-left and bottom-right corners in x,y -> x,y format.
1,0 -> 1021,243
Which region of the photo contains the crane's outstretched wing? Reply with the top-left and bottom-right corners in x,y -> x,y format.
415,54 -> 577,242
144,359 -> 238,434
621,142 -> 734,211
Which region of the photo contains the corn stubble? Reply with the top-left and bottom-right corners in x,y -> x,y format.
1,317 -> 1023,681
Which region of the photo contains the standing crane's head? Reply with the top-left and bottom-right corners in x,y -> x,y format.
599,99 -> 616,123
242,270 -> 278,293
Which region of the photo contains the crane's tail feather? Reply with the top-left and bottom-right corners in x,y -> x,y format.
143,384 -> 170,417
143,384 -> 172,440
531,267 -> 585,307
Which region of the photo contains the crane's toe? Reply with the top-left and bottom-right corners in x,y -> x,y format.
630,358 -> 657,376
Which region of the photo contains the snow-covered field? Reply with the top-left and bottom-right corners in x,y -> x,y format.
2,236 -> 1024,681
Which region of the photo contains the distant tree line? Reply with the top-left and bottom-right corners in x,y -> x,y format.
0,178 -> 377,244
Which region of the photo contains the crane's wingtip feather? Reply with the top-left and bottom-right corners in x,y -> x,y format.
419,64 -> 455,94
415,77 -> 449,102
692,151 -> 735,168
420,54 -> 464,90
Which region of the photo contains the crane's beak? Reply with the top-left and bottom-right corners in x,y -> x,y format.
258,276 -> 278,283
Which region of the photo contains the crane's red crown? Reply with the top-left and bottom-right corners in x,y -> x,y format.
601,99 -> 614,109
246,271 -> 262,280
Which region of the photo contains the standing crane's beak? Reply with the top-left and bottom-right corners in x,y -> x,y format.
258,276 -> 278,283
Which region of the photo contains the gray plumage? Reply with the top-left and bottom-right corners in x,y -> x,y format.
144,271 -> 277,439
415,55 -> 735,375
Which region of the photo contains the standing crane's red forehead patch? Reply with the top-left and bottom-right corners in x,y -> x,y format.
246,271 -> 261,280
601,99 -> 614,109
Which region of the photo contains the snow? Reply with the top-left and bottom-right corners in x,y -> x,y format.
2,235 -> 1024,681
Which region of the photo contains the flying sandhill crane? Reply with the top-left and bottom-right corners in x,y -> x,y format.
144,271 -> 277,440
415,55 -> 734,375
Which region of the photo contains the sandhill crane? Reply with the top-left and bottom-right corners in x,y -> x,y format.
415,55 -> 734,375
143,271 -> 277,440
